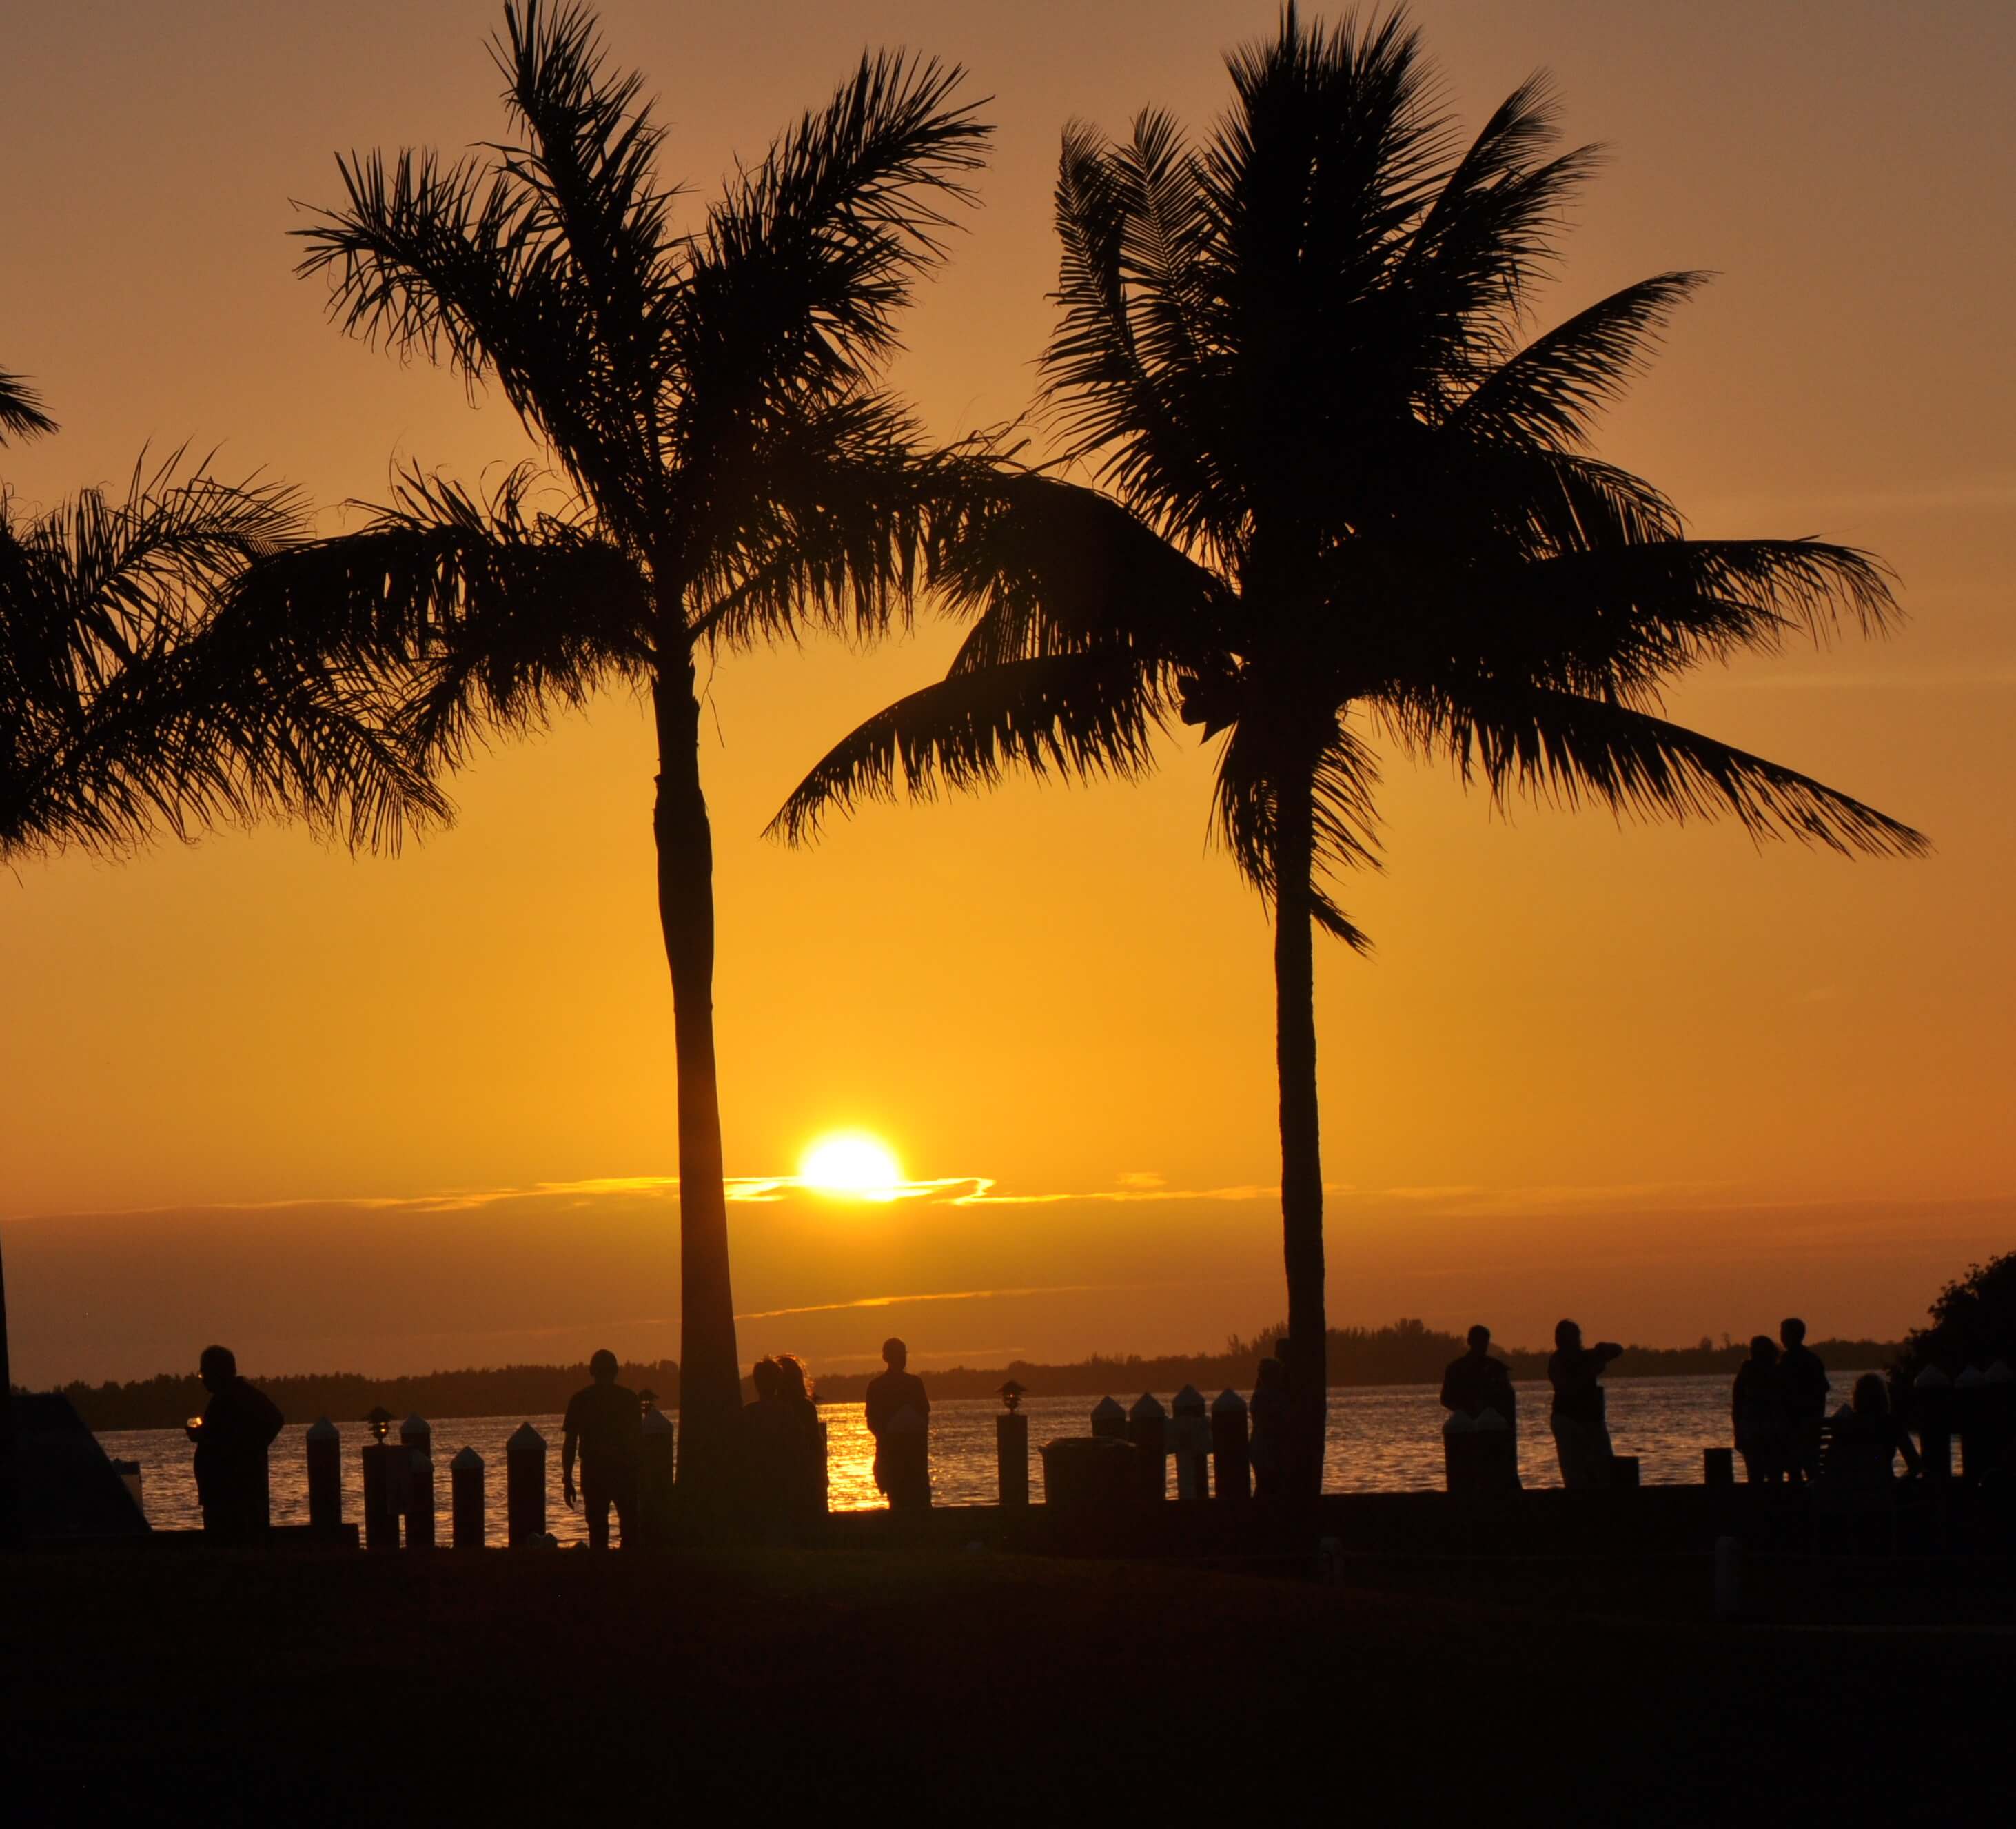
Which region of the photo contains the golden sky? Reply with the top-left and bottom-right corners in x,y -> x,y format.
4,1 -> 2013,1382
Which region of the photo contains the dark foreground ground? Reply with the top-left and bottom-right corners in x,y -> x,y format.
3,1544 -> 2008,1826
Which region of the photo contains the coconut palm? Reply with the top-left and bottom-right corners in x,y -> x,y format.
1,442 -> 434,1542
225,1 -> 989,1490
772,8 -> 1926,1495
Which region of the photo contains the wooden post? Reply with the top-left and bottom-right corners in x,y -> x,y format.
997,1411 -> 1030,1507
305,1417 -> 341,1531
640,1402 -> 676,1542
1212,1389 -> 1251,1500
1090,1396 -> 1127,1440
1171,1385 -> 1209,1501
1703,1447 -> 1734,1486
506,1422 -> 547,1546
401,1415 -> 434,1549
1128,1393 -> 1168,1503
1611,1454 -> 1640,1490
450,1447 -> 485,1549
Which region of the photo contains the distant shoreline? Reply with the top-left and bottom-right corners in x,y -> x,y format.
41,1319 -> 1901,1431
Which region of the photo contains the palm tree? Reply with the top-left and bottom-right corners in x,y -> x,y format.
772,8 -> 1927,1496
227,1 -> 990,1491
1,438 -> 432,1542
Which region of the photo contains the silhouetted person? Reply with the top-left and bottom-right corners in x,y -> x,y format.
1548,1320 -> 1622,1489
741,1356 -> 790,1532
1778,1316 -> 1830,1482
1832,1372 -> 1922,1483
1732,1335 -> 1793,1484
773,1353 -> 826,1524
562,1349 -> 641,1549
1249,1355 -> 1290,1500
187,1344 -> 282,1541
1441,1325 -> 1517,1424
865,1337 -> 930,1511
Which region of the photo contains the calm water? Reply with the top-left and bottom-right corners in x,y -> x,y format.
104,1373 -> 1860,1541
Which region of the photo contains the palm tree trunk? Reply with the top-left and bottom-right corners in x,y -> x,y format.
652,663 -> 741,1500
0,1238 -> 17,1544
1272,763 -> 1327,1503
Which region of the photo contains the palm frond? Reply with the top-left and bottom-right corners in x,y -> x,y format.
682,50 -> 988,416
0,368 -> 57,444
1381,682 -> 1928,857
1211,713 -> 1380,950
1,460 -> 440,860
768,649 -> 1165,846
1449,272 -> 1709,448
220,467 -> 649,779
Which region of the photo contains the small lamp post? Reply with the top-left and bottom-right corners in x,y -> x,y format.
996,1382 -> 1029,1509
360,1407 -> 398,1550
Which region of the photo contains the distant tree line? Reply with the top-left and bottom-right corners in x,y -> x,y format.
49,1320 -> 1904,1431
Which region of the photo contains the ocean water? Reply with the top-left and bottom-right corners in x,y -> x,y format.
100,1373 -> 1866,1544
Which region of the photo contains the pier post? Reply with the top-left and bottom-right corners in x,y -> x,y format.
1702,1447 -> 1734,1487
997,1414 -> 1029,1508
450,1447 -> 485,1549
1128,1393 -> 1168,1503
640,1396 -> 676,1542
1091,1396 -> 1127,1441
506,1422 -> 547,1546
360,1408 -> 397,1551
1171,1386 -> 1210,1501
401,1415 -> 435,1549
1212,1389 -> 1251,1501
305,1417 -> 341,1531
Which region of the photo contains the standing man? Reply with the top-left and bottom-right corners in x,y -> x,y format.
1778,1317 -> 1831,1482
187,1345 -> 283,1541
1440,1325 -> 1518,1424
562,1349 -> 642,1549
1548,1320 -> 1623,1489
864,1336 -> 930,1511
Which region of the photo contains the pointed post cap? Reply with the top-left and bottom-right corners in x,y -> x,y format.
450,1446 -> 484,1471
1986,1360 -> 2014,1384
1212,1387 -> 1248,1415
306,1416 -> 340,1441
1091,1396 -> 1126,1421
507,1422 -> 547,1453
642,1407 -> 675,1435
401,1413 -> 431,1442
1913,1366 -> 1952,1389
1130,1392 -> 1165,1420
1172,1384 -> 1205,1416
1957,1366 -> 1986,1388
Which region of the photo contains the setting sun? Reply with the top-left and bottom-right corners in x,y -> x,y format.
798,1132 -> 905,1200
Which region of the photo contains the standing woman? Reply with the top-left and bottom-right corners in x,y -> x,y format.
1549,1321 -> 1624,1489
772,1353 -> 826,1525
1732,1336 -> 1794,1484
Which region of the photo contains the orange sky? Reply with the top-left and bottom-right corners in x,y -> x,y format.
3,1 -> 2013,1384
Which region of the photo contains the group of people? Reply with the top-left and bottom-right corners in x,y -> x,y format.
1733,1320 -> 1919,1485
1437,1314 -> 1924,1491
1436,1318 -> 1624,1489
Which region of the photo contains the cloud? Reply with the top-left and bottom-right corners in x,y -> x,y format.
734,1280 -> 1197,1321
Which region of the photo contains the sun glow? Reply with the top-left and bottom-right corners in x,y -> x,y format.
798,1132 -> 906,1200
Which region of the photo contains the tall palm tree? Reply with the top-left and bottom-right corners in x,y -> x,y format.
1,438 -> 431,1542
228,1 -> 990,1490
773,7 -> 1927,1495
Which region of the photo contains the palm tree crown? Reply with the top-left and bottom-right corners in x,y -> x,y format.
229,0 -> 992,1489
776,6 -> 1925,1493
